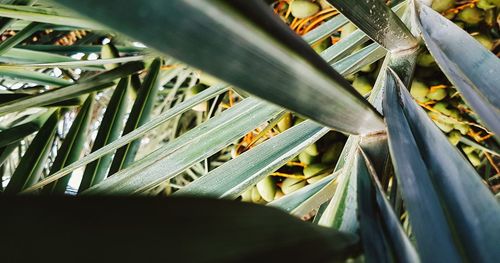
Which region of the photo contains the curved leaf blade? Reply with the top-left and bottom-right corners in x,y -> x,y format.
53,0 -> 384,135
357,147 -> 420,263
383,69 -> 461,262
325,0 -> 417,51
416,4 -> 500,139
392,69 -> 500,262
78,78 -> 129,192
107,58 -> 161,175
175,120 -> 329,199
21,83 -> 228,193
0,4 -> 103,29
4,110 -> 59,194
42,94 -> 95,195
1,196 -> 360,262
0,109 -> 54,148
0,67 -> 73,86
0,61 -> 144,115
83,98 -> 282,195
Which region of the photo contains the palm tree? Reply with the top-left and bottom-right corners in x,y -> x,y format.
0,0 -> 499,262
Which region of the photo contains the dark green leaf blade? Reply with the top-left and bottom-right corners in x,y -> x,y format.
390,69 -> 500,262
1,196 -> 360,262
0,67 -> 73,86
21,84 -> 229,193
0,3 -> 102,29
53,0 -> 384,135
0,21 -> 45,56
0,142 -> 17,167
107,58 -> 160,175
383,69 -> 460,262
0,109 -> 54,148
0,0 -> 35,35
83,98 -> 282,195
0,92 -> 83,107
175,120 -> 329,199
42,94 -> 94,195
355,150 -> 392,263
357,147 -> 420,263
78,78 -> 129,192
415,4 -> 500,139
325,0 -> 417,51
4,110 -> 59,194
17,44 -> 145,55
0,61 -> 144,115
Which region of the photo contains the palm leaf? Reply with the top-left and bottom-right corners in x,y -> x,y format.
0,109 -> 54,148
176,27 -> 392,200
0,92 -> 83,107
78,78 -> 129,192
0,3 -> 102,29
0,142 -> 17,167
415,4 -> 500,140
0,0 -> 35,34
317,46 -> 417,231
107,58 -> 160,174
383,69 -> 461,262
4,56 -> 145,70
175,120 -> 329,199
42,94 -> 94,195
301,9 -> 348,45
355,150 -> 392,262
52,0 -> 384,135
1,196 -> 361,262
320,2 -> 406,64
16,44 -> 145,54
325,0 -> 417,51
269,171 -> 340,217
4,110 -> 59,194
0,67 -> 73,86
3,48 -> 85,64
83,97 -> 282,195
0,21 -> 45,56
21,83 -> 228,193
0,61 -> 144,115
388,69 -> 500,262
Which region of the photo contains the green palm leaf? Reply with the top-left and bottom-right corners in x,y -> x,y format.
4,110 -> 59,194
83,97 -> 282,195
1,196 -> 361,262
78,78 -> 129,192
175,120 -> 329,199
107,58 -> 160,175
356,148 -> 419,263
0,109 -> 54,148
52,0 -> 384,135
0,61 -> 144,115
0,3 -> 102,28
325,0 -> 417,51
415,4 -> 500,140
22,83 -> 228,193
42,94 -> 94,195
388,69 -> 500,262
